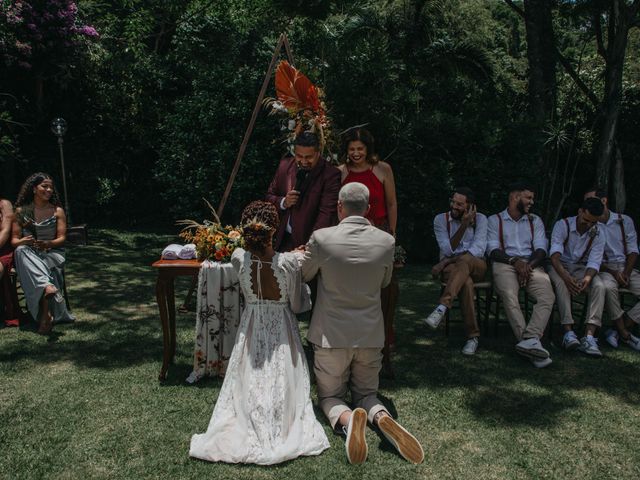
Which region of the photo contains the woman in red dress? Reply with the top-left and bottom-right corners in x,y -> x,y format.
338,128 -> 398,374
0,195 -> 20,327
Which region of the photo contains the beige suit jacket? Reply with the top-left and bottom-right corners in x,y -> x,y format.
302,216 -> 395,348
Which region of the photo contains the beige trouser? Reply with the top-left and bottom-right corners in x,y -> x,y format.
313,344 -> 388,429
492,263 -> 555,340
548,263 -> 605,327
439,253 -> 487,338
599,264 -> 640,324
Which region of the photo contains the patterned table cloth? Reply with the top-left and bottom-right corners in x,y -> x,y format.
186,261 -> 243,383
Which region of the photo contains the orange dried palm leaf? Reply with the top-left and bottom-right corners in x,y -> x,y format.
275,61 -> 321,114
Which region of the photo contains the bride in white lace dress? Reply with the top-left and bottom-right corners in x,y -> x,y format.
189,201 -> 330,465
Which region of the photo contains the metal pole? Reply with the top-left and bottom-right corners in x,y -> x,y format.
57,136 -> 71,225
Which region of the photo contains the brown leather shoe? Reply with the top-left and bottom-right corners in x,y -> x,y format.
345,408 -> 368,465
377,415 -> 424,464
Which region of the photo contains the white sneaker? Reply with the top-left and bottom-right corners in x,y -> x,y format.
462,337 -> 479,356
531,357 -> 553,368
577,335 -> 603,357
605,329 -> 619,348
424,307 -> 445,330
623,333 -> 640,352
515,338 -> 550,359
562,330 -> 581,350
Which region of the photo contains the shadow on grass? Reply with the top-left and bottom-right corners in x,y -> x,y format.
3,231 -> 638,433
384,264 -> 640,427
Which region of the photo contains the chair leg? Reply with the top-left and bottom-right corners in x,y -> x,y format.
61,267 -> 71,311
483,287 -> 491,335
445,309 -> 450,336
475,288 -> 482,334
494,295 -> 501,337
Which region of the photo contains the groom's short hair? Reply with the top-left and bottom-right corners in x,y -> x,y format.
294,131 -> 320,150
339,182 -> 369,216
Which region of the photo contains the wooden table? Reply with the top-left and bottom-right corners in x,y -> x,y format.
152,258 -> 202,380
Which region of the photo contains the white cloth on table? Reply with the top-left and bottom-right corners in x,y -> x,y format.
187,261 -> 241,383
178,243 -> 196,259
161,244 -> 182,260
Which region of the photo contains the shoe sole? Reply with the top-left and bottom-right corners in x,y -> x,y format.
624,343 -> 640,352
423,318 -> 440,330
563,341 -> 580,351
378,416 -> 424,464
577,348 -> 603,358
515,345 -> 549,359
346,408 -> 367,465
532,358 -> 553,368
461,346 -> 477,356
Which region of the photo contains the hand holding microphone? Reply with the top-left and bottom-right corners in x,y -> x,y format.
284,168 -> 309,208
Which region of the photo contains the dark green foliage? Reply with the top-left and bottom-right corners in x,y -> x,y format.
1,0 -> 639,259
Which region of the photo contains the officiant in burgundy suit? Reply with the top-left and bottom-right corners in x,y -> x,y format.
266,131 -> 341,252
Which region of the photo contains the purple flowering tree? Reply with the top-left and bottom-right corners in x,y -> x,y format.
1,0 -> 98,110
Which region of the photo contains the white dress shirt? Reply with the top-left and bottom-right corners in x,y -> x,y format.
486,209 -> 548,257
549,216 -> 605,271
433,211 -> 487,259
600,211 -> 639,264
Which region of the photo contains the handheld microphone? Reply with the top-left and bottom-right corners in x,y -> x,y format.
294,168 -> 309,195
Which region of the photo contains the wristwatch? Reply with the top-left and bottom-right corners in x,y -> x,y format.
508,256 -> 517,265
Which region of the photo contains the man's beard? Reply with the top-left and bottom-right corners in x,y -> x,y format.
516,200 -> 527,215
450,209 -> 463,220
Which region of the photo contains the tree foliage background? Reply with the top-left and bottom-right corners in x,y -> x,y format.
1,0 -> 639,260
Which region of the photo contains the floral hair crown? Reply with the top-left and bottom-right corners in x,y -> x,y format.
263,61 -> 333,154
242,218 -> 275,233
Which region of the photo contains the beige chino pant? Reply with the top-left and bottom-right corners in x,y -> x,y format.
439,253 -> 487,338
548,263 -> 605,327
492,263 -> 554,340
313,345 -> 388,429
599,264 -> 640,324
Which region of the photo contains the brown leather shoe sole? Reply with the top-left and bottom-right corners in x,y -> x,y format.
378,415 -> 424,464
346,408 -> 368,465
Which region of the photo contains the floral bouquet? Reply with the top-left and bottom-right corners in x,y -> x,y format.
394,245 -> 407,268
177,200 -> 243,262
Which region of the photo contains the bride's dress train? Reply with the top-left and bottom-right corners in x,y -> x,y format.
189,249 -> 329,465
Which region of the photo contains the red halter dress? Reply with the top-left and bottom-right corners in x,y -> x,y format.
342,167 -> 388,228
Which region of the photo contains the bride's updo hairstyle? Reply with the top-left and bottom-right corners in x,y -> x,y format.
241,200 -> 280,255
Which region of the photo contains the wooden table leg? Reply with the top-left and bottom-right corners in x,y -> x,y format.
167,277 -> 177,361
156,274 -> 172,381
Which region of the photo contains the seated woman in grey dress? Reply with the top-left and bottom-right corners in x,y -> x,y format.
11,173 -> 75,334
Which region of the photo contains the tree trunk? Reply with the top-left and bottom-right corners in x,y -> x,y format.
523,0 -> 556,128
612,145 -> 626,212
595,1 -> 630,194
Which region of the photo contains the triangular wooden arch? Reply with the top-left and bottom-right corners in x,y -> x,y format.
216,33 -> 295,218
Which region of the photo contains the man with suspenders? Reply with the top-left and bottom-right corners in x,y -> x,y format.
487,183 -> 555,368
427,187 -> 488,355
549,197 -> 606,357
584,189 -> 640,351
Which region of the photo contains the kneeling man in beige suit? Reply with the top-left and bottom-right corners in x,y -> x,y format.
302,182 -> 423,465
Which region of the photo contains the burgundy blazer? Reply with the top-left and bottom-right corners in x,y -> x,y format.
266,156 -> 341,251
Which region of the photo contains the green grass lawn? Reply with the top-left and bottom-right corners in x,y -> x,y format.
1,229 -> 639,479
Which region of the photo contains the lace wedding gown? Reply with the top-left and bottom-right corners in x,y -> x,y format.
189,249 -> 330,465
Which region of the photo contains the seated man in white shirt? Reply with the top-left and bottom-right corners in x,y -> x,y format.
548,197 -> 606,357
487,182 -> 555,368
426,187 -> 487,356
584,189 -> 640,351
